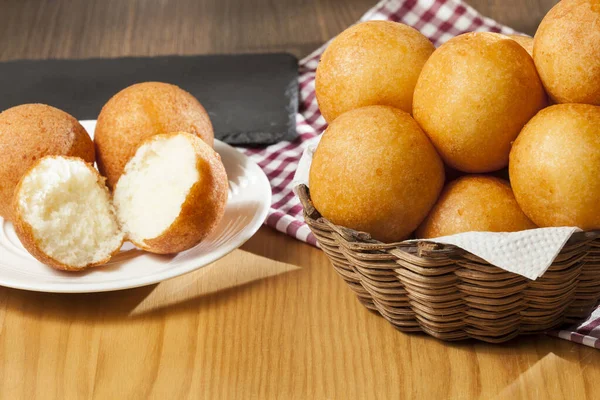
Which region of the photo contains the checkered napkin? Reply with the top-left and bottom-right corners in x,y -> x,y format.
238,0 -> 600,349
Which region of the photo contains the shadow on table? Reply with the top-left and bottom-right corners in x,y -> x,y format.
240,225 -> 320,268
0,230 -> 308,322
417,328 -> 598,362
432,332 -> 598,399
445,330 -> 597,359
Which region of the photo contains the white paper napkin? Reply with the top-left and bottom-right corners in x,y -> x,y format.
417,228 -> 580,279
291,135 -> 322,192
293,135 -> 581,280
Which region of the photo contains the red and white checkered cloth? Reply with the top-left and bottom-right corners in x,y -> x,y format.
239,0 -> 600,349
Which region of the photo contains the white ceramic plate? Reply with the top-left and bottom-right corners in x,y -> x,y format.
0,121 -> 271,293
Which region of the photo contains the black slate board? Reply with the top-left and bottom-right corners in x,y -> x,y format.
0,53 -> 299,145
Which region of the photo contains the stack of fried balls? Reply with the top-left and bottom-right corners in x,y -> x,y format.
310,0 -> 600,243
0,83 -> 228,271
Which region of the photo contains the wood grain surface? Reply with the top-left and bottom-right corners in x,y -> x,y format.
2,0 -> 599,399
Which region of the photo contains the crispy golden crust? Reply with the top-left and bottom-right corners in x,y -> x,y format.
121,133 -> 228,254
95,82 -> 214,188
309,106 -> 444,243
534,0 -> 600,104
0,104 -> 95,221
316,21 -> 434,122
413,32 -> 546,173
509,104 -> 600,230
508,34 -> 533,56
416,176 -> 536,239
12,156 -> 123,271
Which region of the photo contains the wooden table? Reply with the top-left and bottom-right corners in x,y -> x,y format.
1,0 -> 598,398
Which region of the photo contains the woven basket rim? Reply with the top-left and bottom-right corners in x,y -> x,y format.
296,184 -> 600,255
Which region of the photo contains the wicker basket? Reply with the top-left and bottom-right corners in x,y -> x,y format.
297,184 -> 600,343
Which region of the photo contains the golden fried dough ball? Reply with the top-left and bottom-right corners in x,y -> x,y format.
416,176 -> 536,238
13,156 -> 122,271
95,82 -> 214,188
114,133 -> 228,254
309,106 -> 444,243
413,32 -> 546,173
0,104 -> 94,221
509,104 -> 600,230
534,0 -> 600,104
508,34 -> 533,56
316,21 -> 434,122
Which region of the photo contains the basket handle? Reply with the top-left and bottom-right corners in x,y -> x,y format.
296,184 -> 321,220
